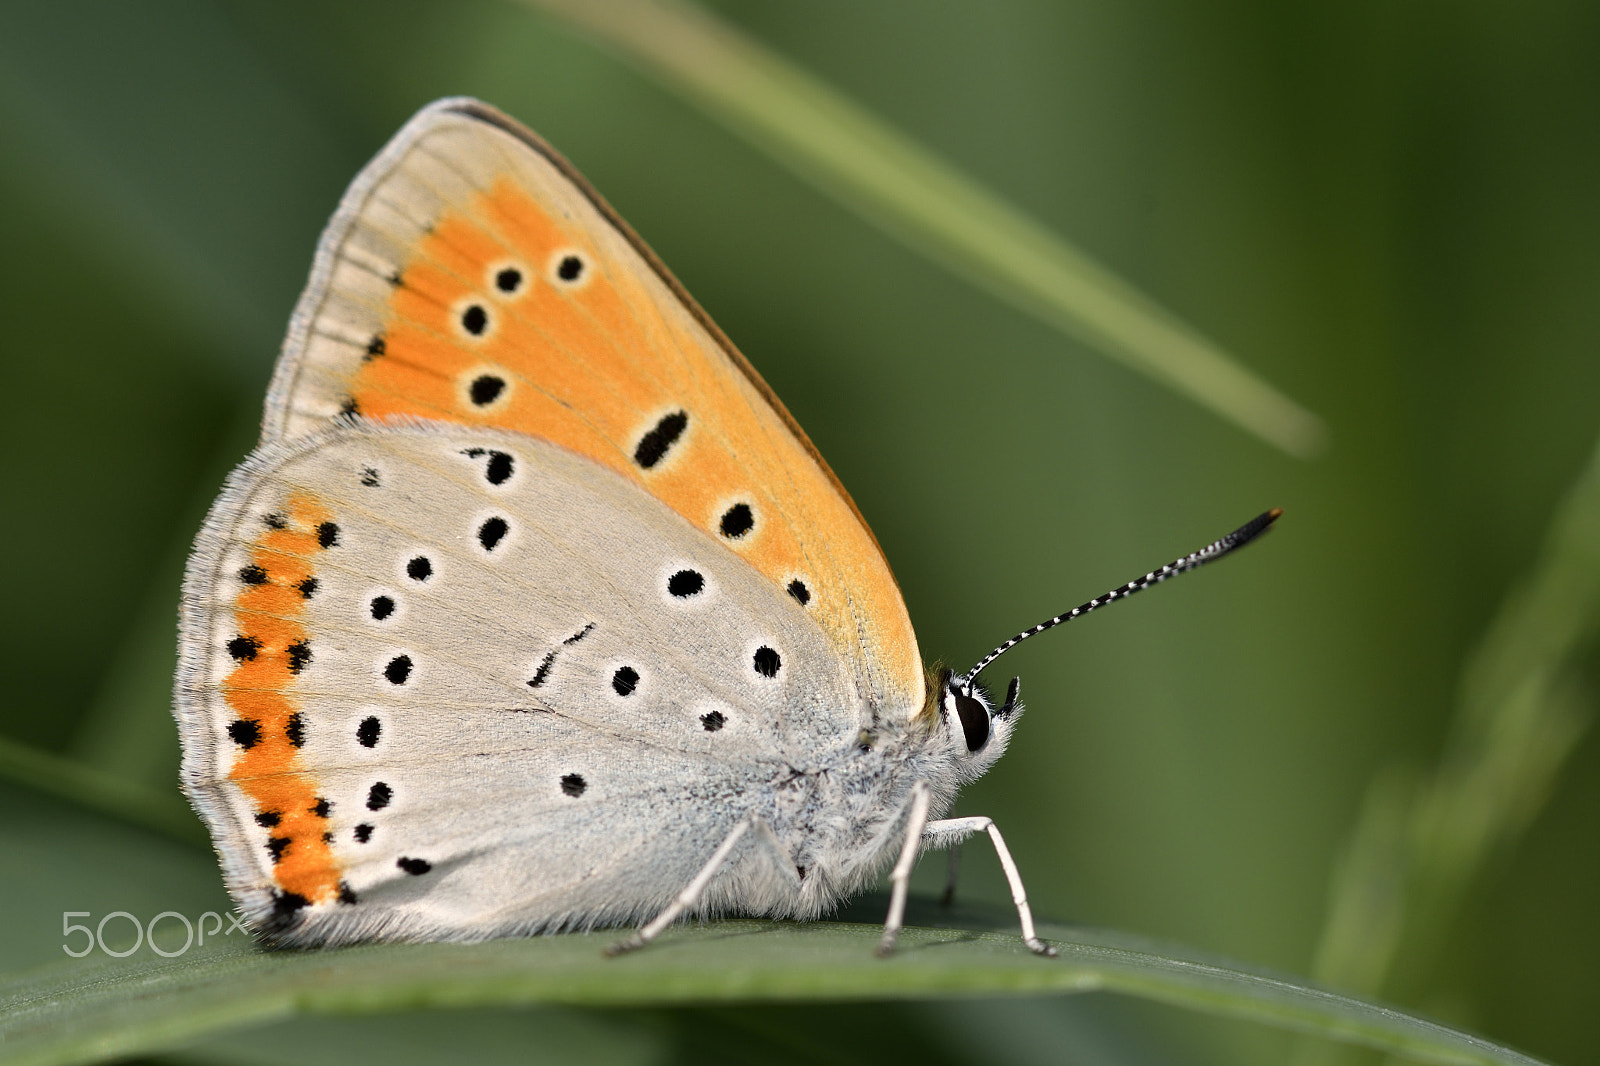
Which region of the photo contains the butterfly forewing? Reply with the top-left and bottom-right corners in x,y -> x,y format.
178,421 -> 864,943
263,98 -> 921,717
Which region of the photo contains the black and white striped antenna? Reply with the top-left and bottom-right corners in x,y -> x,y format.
963,509 -> 1282,690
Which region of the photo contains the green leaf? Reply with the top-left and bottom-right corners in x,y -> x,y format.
0,907 -> 1544,1066
515,0 -> 1327,458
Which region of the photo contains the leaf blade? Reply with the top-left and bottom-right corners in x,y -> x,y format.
0,919 -> 1545,1066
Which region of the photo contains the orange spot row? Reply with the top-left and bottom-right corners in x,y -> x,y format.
221,492 -> 343,905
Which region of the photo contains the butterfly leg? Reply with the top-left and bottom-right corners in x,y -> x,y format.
939,843 -> 962,907
921,816 -> 1056,957
875,780 -> 933,957
606,816 -> 799,956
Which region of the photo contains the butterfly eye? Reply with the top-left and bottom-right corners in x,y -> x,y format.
951,689 -> 991,752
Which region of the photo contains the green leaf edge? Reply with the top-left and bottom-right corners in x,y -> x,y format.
0,919 -> 1545,1066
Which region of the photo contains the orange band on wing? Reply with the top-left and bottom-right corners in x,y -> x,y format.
221,492 -> 342,905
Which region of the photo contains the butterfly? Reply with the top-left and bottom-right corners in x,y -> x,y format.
175,98 -> 1277,956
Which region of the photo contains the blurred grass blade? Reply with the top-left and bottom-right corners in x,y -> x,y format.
1299,431 -> 1600,1060
0,735 -> 205,847
0,918 -> 1546,1066
517,0 -> 1326,459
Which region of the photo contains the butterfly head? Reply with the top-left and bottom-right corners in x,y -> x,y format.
925,665 -> 1021,779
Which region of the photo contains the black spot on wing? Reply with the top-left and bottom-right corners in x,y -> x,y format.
228,719 -> 260,749
397,857 -> 432,876
612,666 -> 639,696
262,890 -> 309,937
668,569 -> 704,598
720,503 -> 754,539
485,451 -> 513,484
357,716 -> 381,748
227,635 -> 261,662
560,773 -> 587,797
753,646 -> 781,678
478,516 -> 509,551
634,410 -> 688,469
366,782 -> 392,810
469,375 -> 505,406
528,650 -> 557,688
384,655 -> 412,685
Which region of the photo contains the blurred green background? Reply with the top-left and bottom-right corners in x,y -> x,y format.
1,1 -> 1596,1063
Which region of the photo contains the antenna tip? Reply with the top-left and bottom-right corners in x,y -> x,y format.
1227,508 -> 1283,550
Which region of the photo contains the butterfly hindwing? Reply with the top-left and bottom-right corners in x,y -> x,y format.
177,420 -> 866,943
263,98 -> 921,717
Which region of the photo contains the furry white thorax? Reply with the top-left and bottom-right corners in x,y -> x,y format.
647,674 -> 1022,928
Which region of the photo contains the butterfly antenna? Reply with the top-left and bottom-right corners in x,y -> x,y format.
963,509 -> 1282,689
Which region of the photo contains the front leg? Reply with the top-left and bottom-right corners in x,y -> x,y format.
874,780 -> 933,957
921,816 -> 1056,957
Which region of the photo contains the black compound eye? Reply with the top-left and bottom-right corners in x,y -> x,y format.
952,690 -> 991,752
